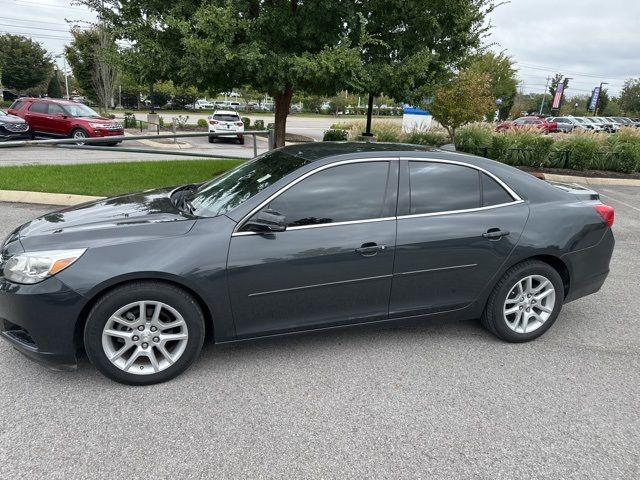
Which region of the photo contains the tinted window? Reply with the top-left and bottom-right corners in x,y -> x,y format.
190,150 -> 310,217
10,101 -> 24,110
63,103 -> 99,117
409,162 -> 480,215
28,102 -> 48,113
482,173 -> 513,206
213,114 -> 239,122
48,104 -> 65,115
266,162 -> 390,227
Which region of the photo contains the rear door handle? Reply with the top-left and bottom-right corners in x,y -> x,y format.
483,228 -> 510,240
355,242 -> 387,256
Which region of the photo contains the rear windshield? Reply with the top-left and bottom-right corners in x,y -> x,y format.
213,114 -> 239,122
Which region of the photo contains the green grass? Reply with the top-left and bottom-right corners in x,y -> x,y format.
0,159 -> 244,197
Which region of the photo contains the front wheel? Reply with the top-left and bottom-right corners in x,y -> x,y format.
71,128 -> 89,144
481,260 -> 564,342
84,282 -> 205,385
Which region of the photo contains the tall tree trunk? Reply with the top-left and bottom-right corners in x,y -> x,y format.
273,86 -> 293,148
363,92 -> 374,136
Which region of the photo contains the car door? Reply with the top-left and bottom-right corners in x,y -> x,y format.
226,159 -> 399,338
24,101 -> 48,133
45,103 -> 70,136
389,159 -> 529,318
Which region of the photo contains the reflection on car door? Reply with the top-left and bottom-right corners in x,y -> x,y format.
390,160 -> 529,318
227,160 -> 399,338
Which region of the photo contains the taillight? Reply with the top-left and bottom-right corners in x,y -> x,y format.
594,204 -> 614,227
209,120 -> 218,125
235,122 -> 244,127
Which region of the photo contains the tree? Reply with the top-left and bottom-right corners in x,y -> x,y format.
354,0 -> 498,135
467,52 -> 517,121
619,78 -> 640,115
595,88 -> 609,115
82,1 -> 365,145
65,27 -> 117,111
430,69 -> 494,143
47,71 -> 62,98
0,35 -> 53,92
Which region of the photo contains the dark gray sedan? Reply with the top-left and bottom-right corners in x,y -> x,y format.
0,143 -> 615,385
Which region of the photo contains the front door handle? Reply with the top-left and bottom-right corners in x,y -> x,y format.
482,228 -> 510,240
355,242 -> 387,256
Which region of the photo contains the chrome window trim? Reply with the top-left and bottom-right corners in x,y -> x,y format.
397,200 -> 525,221
231,156 -> 525,237
232,157 -> 393,236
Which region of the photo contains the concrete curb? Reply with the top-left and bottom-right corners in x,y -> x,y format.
125,132 -> 193,150
0,190 -> 103,206
543,174 -> 640,187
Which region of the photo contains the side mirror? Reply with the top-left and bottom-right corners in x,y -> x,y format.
245,209 -> 287,233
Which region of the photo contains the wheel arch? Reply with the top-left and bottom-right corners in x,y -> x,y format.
510,254 -> 571,299
73,274 -> 215,351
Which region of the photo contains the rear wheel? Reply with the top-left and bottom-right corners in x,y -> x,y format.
481,260 -> 564,342
208,135 -> 215,143
84,282 -> 205,385
238,135 -> 245,145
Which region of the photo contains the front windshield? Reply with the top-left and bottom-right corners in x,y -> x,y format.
189,150 -> 310,217
63,103 -> 100,118
573,118 -> 585,123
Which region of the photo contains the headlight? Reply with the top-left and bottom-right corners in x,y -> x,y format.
2,249 -> 87,284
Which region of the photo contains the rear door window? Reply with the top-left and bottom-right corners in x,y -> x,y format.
481,173 -> 514,206
28,102 -> 48,114
408,162 -> 480,215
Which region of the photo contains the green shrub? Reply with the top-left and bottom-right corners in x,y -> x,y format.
241,117 -> 250,130
253,119 -> 265,130
551,133 -> 603,171
402,128 -> 449,146
123,112 -> 137,128
455,123 -> 493,153
197,118 -> 208,128
267,122 -> 275,130
323,129 -> 349,141
604,128 -> 640,172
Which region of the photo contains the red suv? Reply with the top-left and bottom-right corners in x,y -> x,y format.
496,116 -> 558,134
8,98 -> 124,144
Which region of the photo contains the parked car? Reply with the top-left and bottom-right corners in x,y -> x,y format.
577,117 -> 604,132
590,117 -> 618,133
0,143 -> 615,384
193,99 -> 214,110
0,109 -> 30,141
496,116 -> 558,133
8,98 -> 123,143
565,116 -> 598,131
546,117 -> 575,133
207,110 -> 245,144
1,89 -> 18,101
612,117 -> 640,128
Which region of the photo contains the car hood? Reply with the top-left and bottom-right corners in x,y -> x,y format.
75,116 -> 120,123
0,114 -> 26,125
18,187 -> 197,251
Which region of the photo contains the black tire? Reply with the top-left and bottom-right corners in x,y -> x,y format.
238,136 -> 245,145
481,260 -> 564,342
84,282 -> 206,385
208,135 -> 215,143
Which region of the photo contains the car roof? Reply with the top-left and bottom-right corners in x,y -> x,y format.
19,97 -> 79,105
278,142 -> 436,161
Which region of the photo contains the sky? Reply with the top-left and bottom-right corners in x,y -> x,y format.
1,0 -> 639,97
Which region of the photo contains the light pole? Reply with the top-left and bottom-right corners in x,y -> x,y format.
539,76 -> 551,114
594,82 -> 608,116
573,102 -> 578,115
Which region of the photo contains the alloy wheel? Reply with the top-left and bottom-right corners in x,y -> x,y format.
101,301 -> 189,375
503,275 -> 556,334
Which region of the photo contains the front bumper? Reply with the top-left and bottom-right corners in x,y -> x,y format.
0,276 -> 87,370
89,128 -> 124,138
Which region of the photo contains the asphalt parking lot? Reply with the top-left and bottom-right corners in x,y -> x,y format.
0,185 -> 638,479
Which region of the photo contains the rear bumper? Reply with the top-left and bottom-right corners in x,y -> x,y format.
0,276 -> 87,370
562,228 -> 615,303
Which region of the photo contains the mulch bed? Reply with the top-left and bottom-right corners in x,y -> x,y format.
517,166 -> 640,180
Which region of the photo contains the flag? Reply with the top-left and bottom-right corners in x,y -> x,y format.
588,87 -> 601,112
551,83 -> 564,109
